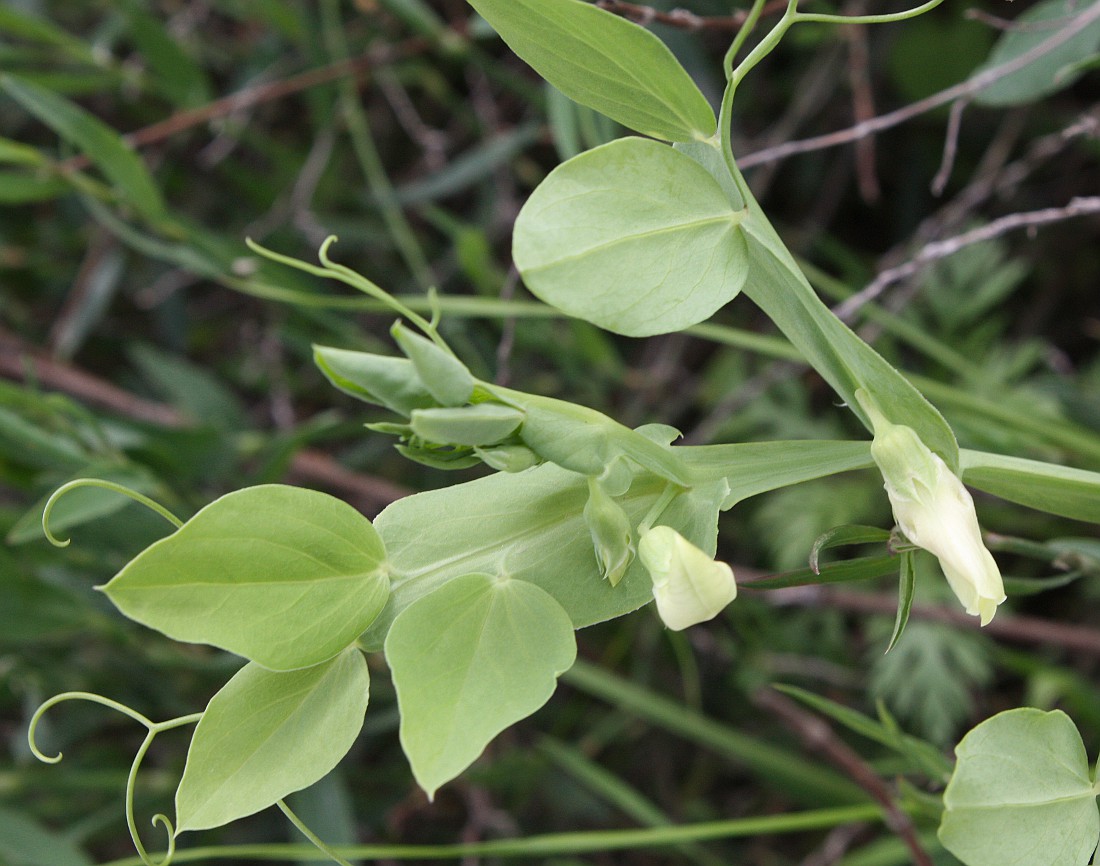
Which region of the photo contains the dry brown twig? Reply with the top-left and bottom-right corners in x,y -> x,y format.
595,0 -> 788,30
740,2 -> 1100,169
0,328 -> 410,513
753,688 -> 935,866
835,196 -> 1100,320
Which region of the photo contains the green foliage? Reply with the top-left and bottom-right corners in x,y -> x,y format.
468,0 -> 715,142
513,137 -> 749,337
386,573 -> 576,797
939,709 -> 1100,866
3,1 -> 1099,863
0,75 -> 165,220
870,620 -> 992,746
176,649 -> 370,833
974,0 -> 1100,106
103,485 -> 389,671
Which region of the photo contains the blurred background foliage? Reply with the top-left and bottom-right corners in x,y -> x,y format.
1,0 -> 1098,863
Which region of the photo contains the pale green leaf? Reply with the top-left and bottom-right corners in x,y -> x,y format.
367,464 -> 728,648
101,485 -> 388,671
513,137 -> 748,337
386,573 -> 576,797
974,0 -> 1100,107
0,75 -> 166,220
0,805 -> 92,866
175,649 -> 369,833
960,449 -> 1100,524
938,708 -> 1099,866
467,0 -> 714,142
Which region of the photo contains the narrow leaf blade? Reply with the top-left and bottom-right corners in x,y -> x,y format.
175,649 -> 370,833
468,0 -> 714,142
1,75 -> 166,220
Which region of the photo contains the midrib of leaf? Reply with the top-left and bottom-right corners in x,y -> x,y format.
523,215 -> 738,273
386,475 -> 665,589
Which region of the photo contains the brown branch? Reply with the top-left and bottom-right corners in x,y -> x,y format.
834,196 -> 1100,319
740,2 -> 1100,169
57,39 -> 429,173
767,585 -> 1100,657
753,688 -> 935,866
594,0 -> 788,30
0,329 -> 410,512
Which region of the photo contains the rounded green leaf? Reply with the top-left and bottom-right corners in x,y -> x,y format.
513,138 -> 749,337
101,485 -> 389,671
175,648 -> 369,833
938,708 -> 1099,866
468,0 -> 714,142
385,573 -> 576,798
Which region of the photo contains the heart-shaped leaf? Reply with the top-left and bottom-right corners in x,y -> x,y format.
386,573 -> 576,798
514,137 -> 748,337
101,485 -> 388,671
175,648 -> 369,833
938,708 -> 1100,866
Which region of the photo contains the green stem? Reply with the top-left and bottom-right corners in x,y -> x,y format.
729,0 -> 799,90
277,800 -> 355,866
42,479 -> 183,547
94,805 -> 884,865
637,483 -> 683,535
125,731 -> 176,866
794,0 -> 946,25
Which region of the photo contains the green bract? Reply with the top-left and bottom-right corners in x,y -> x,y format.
938,708 -> 1100,866
175,649 -> 370,833
385,573 -> 576,798
513,138 -> 749,337
101,485 -> 389,671
466,0 -> 715,142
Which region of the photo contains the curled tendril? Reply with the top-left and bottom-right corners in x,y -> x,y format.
30,692 -> 200,866
42,479 -> 183,548
127,732 -> 177,866
28,692 -> 156,763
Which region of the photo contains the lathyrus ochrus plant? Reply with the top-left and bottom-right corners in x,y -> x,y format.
26,1 -> 1100,865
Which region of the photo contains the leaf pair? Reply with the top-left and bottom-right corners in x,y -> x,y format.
91,486 -> 388,835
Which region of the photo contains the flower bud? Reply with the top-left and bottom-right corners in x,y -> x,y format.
857,391 -> 1006,625
583,479 -> 635,587
638,526 -> 736,630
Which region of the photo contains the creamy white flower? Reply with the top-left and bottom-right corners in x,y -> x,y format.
638,526 -> 736,630
857,390 -> 1006,626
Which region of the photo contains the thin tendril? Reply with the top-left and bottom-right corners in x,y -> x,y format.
277,799 -> 356,866
28,692 -> 156,763
126,731 -> 177,866
42,479 -> 182,548
794,0 -> 945,25
724,0 -> 767,75
427,286 -> 442,330
315,237 -> 448,350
